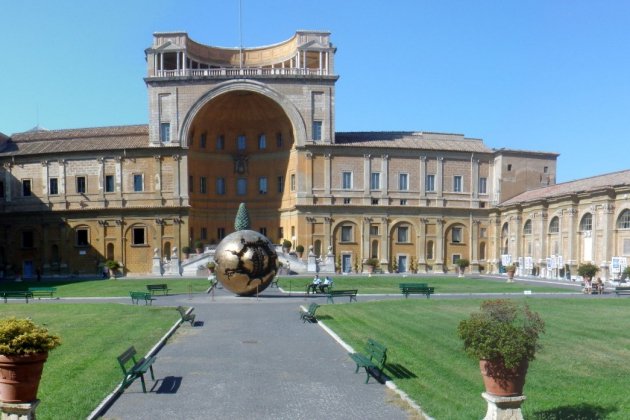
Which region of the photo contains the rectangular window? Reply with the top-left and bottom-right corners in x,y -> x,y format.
49,178 -> 58,195
237,178 -> 247,195
104,175 -> 115,193
341,226 -> 353,242
258,177 -> 268,194
237,135 -> 246,151
624,238 -> 630,255
312,120 -> 322,141
258,134 -> 266,150
276,132 -> 283,148
0,180 -> 4,198
277,176 -> 284,193
343,198 -> 351,204
132,227 -> 146,245
22,179 -> 32,196
426,174 -> 435,192
188,175 -> 194,193
216,177 -> 226,195
160,122 -> 170,143
371,198 -> 379,205
480,227 -> 487,238
370,225 -> 379,236
370,172 -> 380,190
216,135 -> 224,150
479,177 -> 487,194
200,176 -> 207,194
22,231 -> 34,248
256,227 -> 266,237
453,175 -> 462,192
342,172 -> 352,189
290,174 -> 295,191
400,199 -> 407,205
452,254 -> 462,265
399,173 -> 409,191
201,227 -> 207,241
218,227 -> 226,240
398,226 -> 409,243
76,176 -> 86,194
76,229 -> 89,246
278,227 -> 284,240
200,133 -> 207,148
133,174 -> 143,192
452,227 -> 462,243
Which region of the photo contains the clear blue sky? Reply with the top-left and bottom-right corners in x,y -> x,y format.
2,1 -> 629,182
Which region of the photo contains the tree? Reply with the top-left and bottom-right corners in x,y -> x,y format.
234,202 -> 251,231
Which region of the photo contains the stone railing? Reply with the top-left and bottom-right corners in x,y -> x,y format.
154,67 -> 330,78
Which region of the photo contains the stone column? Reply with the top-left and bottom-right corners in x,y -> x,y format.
434,218 -> 445,273
379,217 -> 389,273
324,217 -> 333,260
324,154 -> 331,197
58,159 -> 66,199
3,163 -> 12,202
41,160 -> 49,197
381,155 -> 389,198
154,155 -> 162,198
600,203 -> 614,280
419,156 -> 427,198
172,154 -> 182,205
417,218 -> 428,273
566,207 -> 577,273
304,152 -> 313,198
363,154 -> 371,200
153,218 -> 165,275
437,156 -> 444,199
471,219 -> 481,274
362,217 -> 372,272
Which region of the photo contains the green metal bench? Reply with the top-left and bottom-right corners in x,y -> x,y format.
176,306 -> 196,326
0,290 -> 33,303
117,346 -> 156,393
28,287 -> 57,298
146,284 -> 170,295
129,291 -> 155,305
348,338 -> 388,383
399,283 -> 434,299
615,286 -> 630,296
326,289 -> 358,304
300,303 -> 320,323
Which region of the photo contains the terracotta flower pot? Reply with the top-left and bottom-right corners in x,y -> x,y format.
0,352 -> 48,403
479,359 -> 528,397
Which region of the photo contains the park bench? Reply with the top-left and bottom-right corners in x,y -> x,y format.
176,306 -> 196,326
399,283 -> 435,299
348,338 -> 388,383
0,290 -> 33,303
129,291 -> 155,305
615,286 -> 630,296
327,289 -> 358,304
28,287 -> 57,299
270,276 -> 279,288
117,346 -> 156,393
300,303 -> 320,323
146,284 -> 170,295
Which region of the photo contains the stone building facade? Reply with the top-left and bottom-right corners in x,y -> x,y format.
0,30 -> 625,278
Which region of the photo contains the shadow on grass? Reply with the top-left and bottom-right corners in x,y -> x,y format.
385,363 -> 417,379
155,376 -> 183,394
531,403 -> 616,419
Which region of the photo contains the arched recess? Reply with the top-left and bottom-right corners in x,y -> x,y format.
106,243 -> 114,261
163,241 -> 172,260
389,221 -> 416,273
371,240 -> 379,259
331,220 -> 360,272
180,80 -> 307,148
580,213 -> 593,261
313,240 -> 321,257
501,222 -> 509,255
616,209 -> 630,257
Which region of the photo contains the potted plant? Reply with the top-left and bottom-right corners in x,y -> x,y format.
365,258 -> 379,273
335,256 -> 341,274
105,259 -> 120,278
206,261 -> 216,273
181,246 -> 192,259
282,239 -> 292,253
0,317 -> 61,403
457,299 -> 545,397
194,240 -> 204,254
505,264 -> 516,282
577,262 -> 599,282
456,258 -> 470,277
296,244 -> 304,258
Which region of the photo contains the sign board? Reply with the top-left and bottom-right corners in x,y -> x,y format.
611,257 -> 628,274
525,256 -> 533,270
501,254 -> 512,266
550,255 -> 557,269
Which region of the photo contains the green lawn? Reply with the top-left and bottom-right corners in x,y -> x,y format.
277,275 -> 575,294
320,298 -> 630,419
0,304 -> 180,419
0,278 -> 210,297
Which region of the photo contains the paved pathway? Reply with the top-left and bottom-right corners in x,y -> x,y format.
102,288 -> 413,420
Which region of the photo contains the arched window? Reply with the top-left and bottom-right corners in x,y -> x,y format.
618,209 -> 630,229
580,213 -> 593,231
549,216 -> 559,233
427,241 -> 434,260
523,220 -> 532,235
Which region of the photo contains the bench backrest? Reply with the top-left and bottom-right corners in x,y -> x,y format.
117,346 -> 138,374
330,289 -> 357,295
308,303 -> 319,313
366,339 -> 387,368
176,306 -> 187,316
399,283 -> 427,288
147,284 -> 167,289
28,287 -> 56,291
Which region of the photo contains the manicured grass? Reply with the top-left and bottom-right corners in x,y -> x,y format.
277,275 -> 574,294
320,298 -> 630,419
0,304 -> 180,419
0,278 -> 210,297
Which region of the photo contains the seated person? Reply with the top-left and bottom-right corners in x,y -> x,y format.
307,275 -> 321,294
595,277 -> 604,294
319,276 -> 333,293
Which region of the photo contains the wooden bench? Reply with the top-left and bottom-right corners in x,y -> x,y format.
0,291 -> 33,303
327,289 -> 358,304
615,286 -> 630,296
176,306 -> 196,326
348,338 -> 388,383
129,291 -> 155,305
146,284 -> 170,295
28,287 -> 57,298
399,283 -> 435,299
300,303 -> 320,323
117,346 -> 156,393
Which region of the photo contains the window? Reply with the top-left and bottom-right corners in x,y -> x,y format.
237,178 -> 247,195
523,220 -> 532,235
452,227 -> 462,243
427,240 -> 434,260
480,227 -> 487,238
399,173 -> 409,191
218,228 -> 226,240
201,227 -> 207,240
258,134 -> 266,150
290,174 -> 295,191
549,217 -> 560,233
22,231 -> 34,248
0,180 -> 4,198
618,210 -> 630,229
397,226 -> 409,243
507,164 -> 512,171
278,227 -> 284,240
76,176 -> 86,194
370,172 -> 380,190
216,135 -> 224,150
343,198 -> 351,204
544,166 -> 548,173
341,226 -> 353,242
160,123 -> 170,143
581,213 -> 593,231
426,174 -> 435,192
479,177 -> 487,194
453,175 -> 462,192
371,198 -> 379,205
276,132 -> 283,148
237,135 -> 246,150
342,172 -> 352,189
312,120 -> 322,141
258,177 -> 268,194
200,176 -> 207,194
76,228 -> 89,246
49,178 -> 58,195
105,175 -> 114,193
370,225 -> 379,236
22,179 -> 32,196
259,227 -> 267,236
452,254 -> 462,265
132,227 -> 146,245
216,178 -> 226,195
400,199 -> 407,205
200,133 -> 207,148
133,174 -> 143,192
277,176 -> 284,193
188,175 -> 194,193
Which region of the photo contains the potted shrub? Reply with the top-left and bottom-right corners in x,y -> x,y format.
365,258 -> 379,273
181,246 -> 192,259
577,262 -> 599,281
622,266 -> 630,282
194,240 -> 204,254
456,258 -> 470,277
296,244 -> 305,258
105,259 -> 120,278
282,239 -> 292,253
458,299 -> 545,397
505,264 -> 516,282
0,317 -> 61,403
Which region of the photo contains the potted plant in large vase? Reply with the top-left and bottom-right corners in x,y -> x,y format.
456,258 -> 470,277
0,317 -> 61,403
505,264 -> 516,282
105,259 -> 120,278
457,299 -> 545,397
577,262 -> 599,283
365,258 -> 379,274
